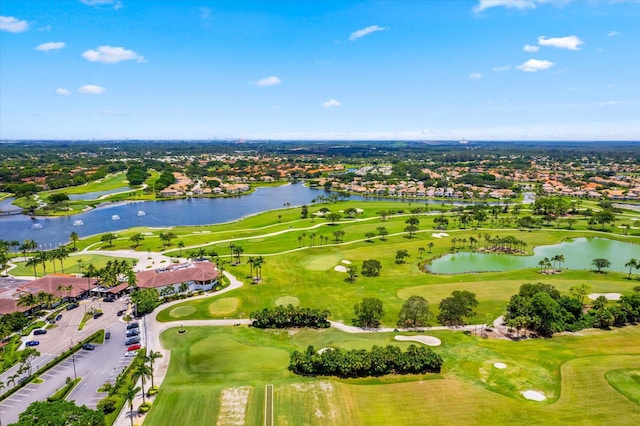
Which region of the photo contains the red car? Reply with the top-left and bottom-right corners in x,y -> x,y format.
127,344 -> 141,351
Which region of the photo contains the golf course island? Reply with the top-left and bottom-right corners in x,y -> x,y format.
115,199 -> 639,426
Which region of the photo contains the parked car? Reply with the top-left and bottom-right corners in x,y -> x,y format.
127,344 -> 141,351
25,341 -> 39,347
116,309 -> 126,317
105,331 -> 111,339
82,343 -> 95,350
93,312 -> 104,319
124,351 -> 137,357
126,322 -> 139,330
125,337 -> 140,346
103,296 -> 115,302
126,329 -> 139,338
55,314 -> 62,322
66,303 -> 79,310
33,329 -> 47,335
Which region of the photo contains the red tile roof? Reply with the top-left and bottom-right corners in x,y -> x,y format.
16,276 -> 97,299
136,261 -> 218,289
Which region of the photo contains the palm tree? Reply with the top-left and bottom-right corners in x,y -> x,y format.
177,241 -> 185,256
36,251 -> 48,276
234,246 -> 244,264
25,256 -> 40,278
178,281 -> 189,294
254,256 -> 266,281
428,242 -> 434,253
418,247 -> 425,258
145,350 -> 163,388
130,233 -> 144,248
132,363 -> 153,404
17,292 -> 37,312
69,232 -> 79,251
309,233 -> 316,247
247,256 -> 256,281
625,258 -> 639,279
124,384 -> 141,426
56,246 -> 69,273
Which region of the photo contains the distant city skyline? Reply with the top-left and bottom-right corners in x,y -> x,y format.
1,0 -> 639,141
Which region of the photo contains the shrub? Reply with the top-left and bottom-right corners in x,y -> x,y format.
139,402 -> 152,413
97,396 -> 118,414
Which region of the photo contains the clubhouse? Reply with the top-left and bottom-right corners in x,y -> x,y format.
136,260 -> 219,293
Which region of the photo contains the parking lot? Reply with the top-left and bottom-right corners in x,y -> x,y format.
0,297 -> 143,424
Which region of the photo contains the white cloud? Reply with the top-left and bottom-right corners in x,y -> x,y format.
473,0 -> 536,13
321,99 -> 342,108
80,0 -> 122,9
516,59 -> 554,72
35,41 -> 66,52
523,44 -> 539,52
493,65 -> 510,71
82,45 -> 145,64
469,73 -> 483,79
253,76 -> 282,87
607,31 -> 620,37
538,35 -> 583,50
38,25 -> 52,31
78,85 -> 106,94
55,88 -> 70,96
0,16 -> 29,33
349,25 -> 387,41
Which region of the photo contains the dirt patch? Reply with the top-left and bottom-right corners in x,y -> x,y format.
217,386 -> 251,426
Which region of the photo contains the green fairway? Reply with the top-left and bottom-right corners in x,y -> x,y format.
606,369 -> 640,406
144,325 -> 640,426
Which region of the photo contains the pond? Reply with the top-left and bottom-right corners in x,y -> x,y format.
427,237 -> 640,274
67,187 -> 135,200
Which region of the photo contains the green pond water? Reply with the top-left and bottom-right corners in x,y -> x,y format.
428,238 -> 640,274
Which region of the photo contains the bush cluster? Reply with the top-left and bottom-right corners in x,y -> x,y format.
289,344 -> 443,378
250,305 -> 330,329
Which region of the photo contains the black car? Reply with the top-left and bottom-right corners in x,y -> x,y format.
103,297 -> 115,302
93,312 -> 104,319
125,337 -> 140,346
117,309 -> 126,316
126,322 -> 139,330
126,329 -> 139,337
105,331 -> 111,339
82,343 -> 95,350
33,329 -> 47,335
66,303 -> 79,310
55,314 -> 62,321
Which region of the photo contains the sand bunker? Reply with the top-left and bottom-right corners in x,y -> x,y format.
317,347 -> 334,355
588,293 -> 622,301
493,362 -> 507,369
341,259 -> 352,265
431,232 -> 450,238
334,265 -> 348,272
394,335 -> 442,346
521,390 -> 546,401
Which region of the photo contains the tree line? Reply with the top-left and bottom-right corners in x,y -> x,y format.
250,305 -> 331,329
289,344 -> 443,378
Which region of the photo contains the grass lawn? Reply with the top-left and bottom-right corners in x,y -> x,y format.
144,325 -> 640,426
45,172 -> 132,196
9,253 -> 136,277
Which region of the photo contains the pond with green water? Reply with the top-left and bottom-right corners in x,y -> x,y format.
428,238 -> 639,274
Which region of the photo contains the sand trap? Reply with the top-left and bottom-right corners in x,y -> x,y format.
341,259 -> 352,265
394,335 -> 442,346
334,265 -> 348,272
588,293 -> 622,301
317,347 -> 334,354
356,208 -> 364,213
521,390 -> 546,401
431,232 -> 450,238
493,362 -> 507,369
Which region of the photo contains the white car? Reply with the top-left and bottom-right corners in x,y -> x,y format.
124,352 -> 137,357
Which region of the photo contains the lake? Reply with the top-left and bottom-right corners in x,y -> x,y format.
427,237 -> 640,274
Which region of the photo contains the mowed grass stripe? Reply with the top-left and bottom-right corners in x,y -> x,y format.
264,385 -> 273,426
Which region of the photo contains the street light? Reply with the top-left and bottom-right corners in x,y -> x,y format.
70,339 -> 77,380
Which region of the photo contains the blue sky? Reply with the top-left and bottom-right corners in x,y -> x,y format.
1,0 -> 638,141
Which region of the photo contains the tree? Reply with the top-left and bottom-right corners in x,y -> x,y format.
69,232 -> 79,251
101,233 -> 117,247
326,212 -> 341,224
132,363 -> 152,404
418,247 -> 425,258
569,283 -> 591,305
428,242 -> 434,253
365,232 -> 376,242
353,297 -> 384,328
347,265 -> 358,282
131,288 -> 160,315
625,258 -> 639,279
376,226 -> 388,240
361,259 -> 382,277
437,290 -> 478,326
145,350 -> 163,388
129,233 -> 144,248
591,258 -> 611,272
404,225 -> 419,238
395,249 -> 410,264
397,295 -> 431,327
12,400 -> 104,426
124,384 -> 141,426
17,292 -> 38,313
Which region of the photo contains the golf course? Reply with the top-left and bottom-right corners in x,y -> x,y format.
116,199 -> 640,425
